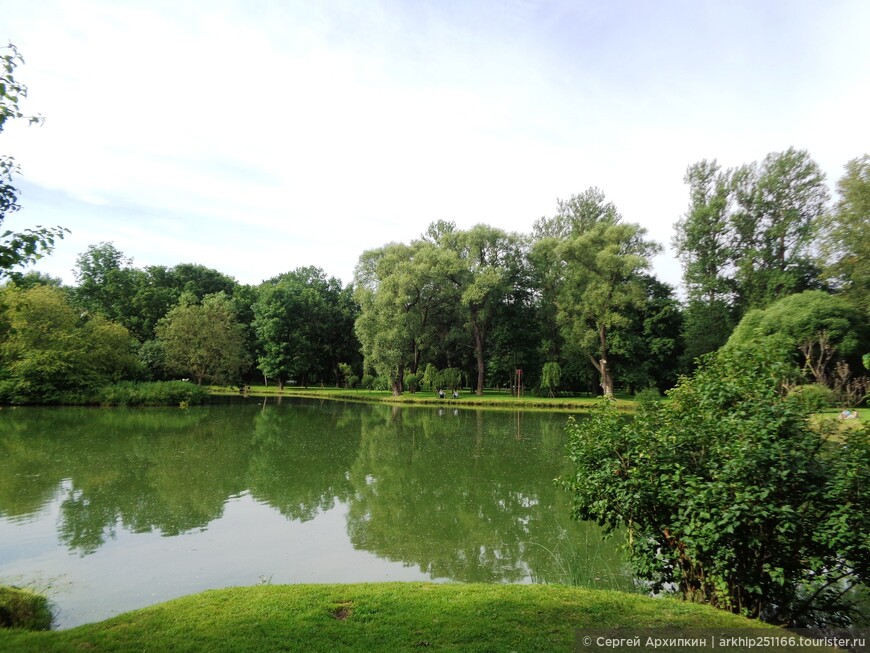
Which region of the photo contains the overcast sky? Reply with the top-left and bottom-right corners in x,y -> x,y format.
3,0 -> 869,290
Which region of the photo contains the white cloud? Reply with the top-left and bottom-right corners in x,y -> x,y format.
3,0 -> 869,289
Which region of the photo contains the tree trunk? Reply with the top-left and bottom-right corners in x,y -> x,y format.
588,324 -> 614,397
392,366 -> 404,396
473,321 -> 485,396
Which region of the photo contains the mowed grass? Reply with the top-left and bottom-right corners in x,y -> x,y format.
211,385 -> 640,412
0,582 -> 829,653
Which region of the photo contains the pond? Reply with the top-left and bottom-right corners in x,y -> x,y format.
0,398 -> 631,628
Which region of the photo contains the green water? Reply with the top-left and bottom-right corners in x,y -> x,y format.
0,398 -> 630,628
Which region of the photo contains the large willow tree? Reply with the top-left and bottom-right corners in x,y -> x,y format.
533,188 -> 661,396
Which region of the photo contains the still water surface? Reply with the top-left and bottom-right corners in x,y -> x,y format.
0,398 -> 629,628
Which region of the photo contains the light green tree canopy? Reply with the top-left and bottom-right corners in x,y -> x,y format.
0,285 -> 140,402
675,148 -> 829,315
156,293 -> 250,386
725,290 -> 869,382
354,239 -> 464,395
821,154 -> 870,311
535,189 -> 661,396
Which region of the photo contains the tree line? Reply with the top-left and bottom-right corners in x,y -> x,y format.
0,148 -> 867,404
2,46 -> 868,402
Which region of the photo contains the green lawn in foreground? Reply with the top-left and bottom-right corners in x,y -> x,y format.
1,583 -> 834,653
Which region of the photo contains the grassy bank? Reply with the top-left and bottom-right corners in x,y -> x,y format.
212,385 -> 641,412
1,582 -> 831,653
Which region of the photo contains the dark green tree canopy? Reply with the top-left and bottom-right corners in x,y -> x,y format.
254,266 -> 356,388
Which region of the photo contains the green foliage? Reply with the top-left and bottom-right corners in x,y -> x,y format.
633,386 -> 662,405
787,384 -> 836,412
822,155 -> 870,311
421,363 -> 438,391
0,44 -> 67,277
679,299 -> 735,370
94,381 -> 209,406
156,293 -> 250,386
541,361 -> 561,394
354,239 -> 466,396
437,367 -> 462,391
675,149 -> 828,315
0,285 -> 142,403
610,275 -> 683,391
254,267 -> 356,388
534,189 -> 662,396
0,585 -> 52,631
561,344 -> 870,626
403,372 -> 420,393
726,290 -> 869,384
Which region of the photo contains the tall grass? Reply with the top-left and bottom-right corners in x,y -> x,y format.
0,586 -> 53,631
528,522 -> 637,592
93,381 -> 209,407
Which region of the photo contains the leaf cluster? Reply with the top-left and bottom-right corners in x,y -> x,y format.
561,343 -> 870,626
0,44 -> 67,276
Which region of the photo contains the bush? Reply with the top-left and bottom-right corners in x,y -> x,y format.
94,381 -> 209,406
438,367 -> 462,391
561,345 -> 870,626
787,383 -> 836,411
404,373 -> 420,393
633,386 -> 662,405
0,586 -> 53,630
346,375 -> 360,389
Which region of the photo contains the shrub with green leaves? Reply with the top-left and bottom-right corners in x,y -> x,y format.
561,344 -> 870,626
787,383 -> 836,412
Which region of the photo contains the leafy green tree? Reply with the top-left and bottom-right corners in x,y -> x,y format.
725,290 -> 869,384
535,189 -> 661,396
3,270 -> 63,290
679,298 -> 735,371
675,150 -> 831,367
561,344 -> 870,625
156,293 -> 250,386
452,225 -> 524,395
1,44 -> 66,276
541,361 -> 561,396
253,266 -> 355,388
822,155 -> 870,311
169,263 -> 238,300
354,240 -> 463,395
73,242 -> 137,316
531,188 -> 621,366
731,148 -> 828,310
609,275 -> 683,392
673,162 -> 739,365
675,149 -> 829,322
0,285 -> 140,402
674,160 -> 736,305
